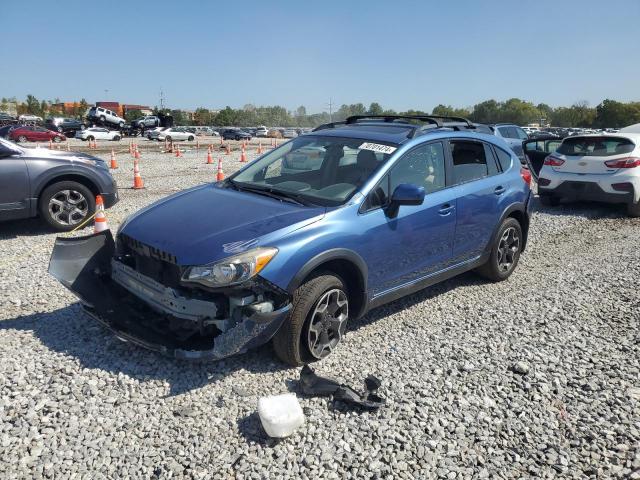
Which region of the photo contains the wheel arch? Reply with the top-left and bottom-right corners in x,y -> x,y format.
36,174 -> 101,203
488,202 -> 529,254
287,249 -> 369,319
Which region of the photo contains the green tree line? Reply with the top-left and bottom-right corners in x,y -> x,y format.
3,94 -> 640,128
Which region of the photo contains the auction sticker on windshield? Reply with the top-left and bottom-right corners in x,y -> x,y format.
359,142 -> 397,154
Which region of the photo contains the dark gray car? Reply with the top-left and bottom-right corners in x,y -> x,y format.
0,138 -> 118,231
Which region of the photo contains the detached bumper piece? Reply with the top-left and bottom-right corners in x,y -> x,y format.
299,365 -> 385,410
48,231 -> 291,360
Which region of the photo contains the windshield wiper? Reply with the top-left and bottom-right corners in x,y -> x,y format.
228,181 -> 311,206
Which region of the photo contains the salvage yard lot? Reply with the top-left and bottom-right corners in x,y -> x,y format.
1,146 -> 639,478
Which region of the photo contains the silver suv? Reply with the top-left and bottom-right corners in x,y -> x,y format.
88,106 -> 125,128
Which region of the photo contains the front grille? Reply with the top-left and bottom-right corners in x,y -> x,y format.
119,234 -> 182,288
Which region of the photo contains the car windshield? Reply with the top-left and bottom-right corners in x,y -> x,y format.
229,135 -> 397,206
557,136 -> 635,157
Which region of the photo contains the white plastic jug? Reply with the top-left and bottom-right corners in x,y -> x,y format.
258,393 -> 305,438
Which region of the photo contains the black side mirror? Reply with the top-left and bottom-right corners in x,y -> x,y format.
386,183 -> 425,218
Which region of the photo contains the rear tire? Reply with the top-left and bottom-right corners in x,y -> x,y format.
53,136 -> 62,143
113,135 -> 121,141
273,274 -> 349,366
87,136 -> 94,142
188,136 -> 194,141
627,200 -> 640,217
18,135 -> 27,142
475,217 -> 523,282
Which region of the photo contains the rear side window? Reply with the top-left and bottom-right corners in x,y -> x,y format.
495,147 -> 513,171
557,136 -> 635,156
450,141 -> 490,184
498,126 -> 517,139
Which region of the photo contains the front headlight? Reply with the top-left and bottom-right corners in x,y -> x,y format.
182,247 -> 278,287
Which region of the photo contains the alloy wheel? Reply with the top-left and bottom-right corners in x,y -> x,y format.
307,288 -> 349,359
48,189 -> 88,226
497,227 -> 520,273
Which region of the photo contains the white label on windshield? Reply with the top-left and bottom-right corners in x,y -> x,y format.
359,142 -> 397,154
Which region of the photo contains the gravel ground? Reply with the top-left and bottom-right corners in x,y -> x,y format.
0,147 -> 639,479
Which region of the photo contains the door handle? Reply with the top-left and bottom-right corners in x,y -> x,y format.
494,186 -> 506,195
438,204 -> 454,216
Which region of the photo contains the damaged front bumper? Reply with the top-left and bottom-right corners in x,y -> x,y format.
48,231 -> 291,360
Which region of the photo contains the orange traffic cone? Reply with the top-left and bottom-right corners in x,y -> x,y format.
257,142 -> 263,154
240,144 -> 247,162
216,158 -> 224,181
134,145 -> 141,159
225,144 -> 231,155
49,139 -> 53,149
94,195 -> 109,233
110,150 -> 118,169
206,150 -> 213,164
128,141 -> 133,155
133,158 -> 144,189
175,144 -> 182,157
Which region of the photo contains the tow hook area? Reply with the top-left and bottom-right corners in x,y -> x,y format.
48,230 -> 292,360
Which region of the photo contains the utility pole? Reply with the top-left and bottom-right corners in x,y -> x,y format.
326,97 -> 334,122
159,89 -> 165,110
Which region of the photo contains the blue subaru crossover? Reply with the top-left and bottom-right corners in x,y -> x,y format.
49,116 -> 532,366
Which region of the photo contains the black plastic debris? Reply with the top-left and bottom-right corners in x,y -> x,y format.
299,365 -> 385,410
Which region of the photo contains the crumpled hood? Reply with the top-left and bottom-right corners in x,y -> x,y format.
120,184 -> 325,265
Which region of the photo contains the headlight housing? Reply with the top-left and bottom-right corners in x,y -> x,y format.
182,247 -> 278,287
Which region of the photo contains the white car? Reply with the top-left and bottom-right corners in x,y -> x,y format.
538,133 -> 640,216
76,127 -> 122,141
157,127 -> 195,142
255,126 -> 269,137
18,114 -> 43,122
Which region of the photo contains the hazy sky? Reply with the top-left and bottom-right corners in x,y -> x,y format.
2,0 -> 638,113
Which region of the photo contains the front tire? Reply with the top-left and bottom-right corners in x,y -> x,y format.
273,274 -> 349,366
188,135 -> 194,141
113,135 -> 121,141
38,181 -> 95,232
475,217 -> 523,282
18,135 -> 27,142
53,136 -> 62,143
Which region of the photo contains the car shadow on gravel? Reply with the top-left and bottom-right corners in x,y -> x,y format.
0,303 -> 288,396
0,217 -> 57,239
532,199 -> 630,219
348,270 -> 485,333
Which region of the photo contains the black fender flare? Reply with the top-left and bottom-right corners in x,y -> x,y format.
486,201 -> 530,255
286,248 -> 369,318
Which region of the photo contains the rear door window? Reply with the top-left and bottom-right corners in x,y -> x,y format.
557,136 -> 635,156
450,141 -> 490,184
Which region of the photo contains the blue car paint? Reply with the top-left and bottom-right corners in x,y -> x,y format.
120,129 -> 529,312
